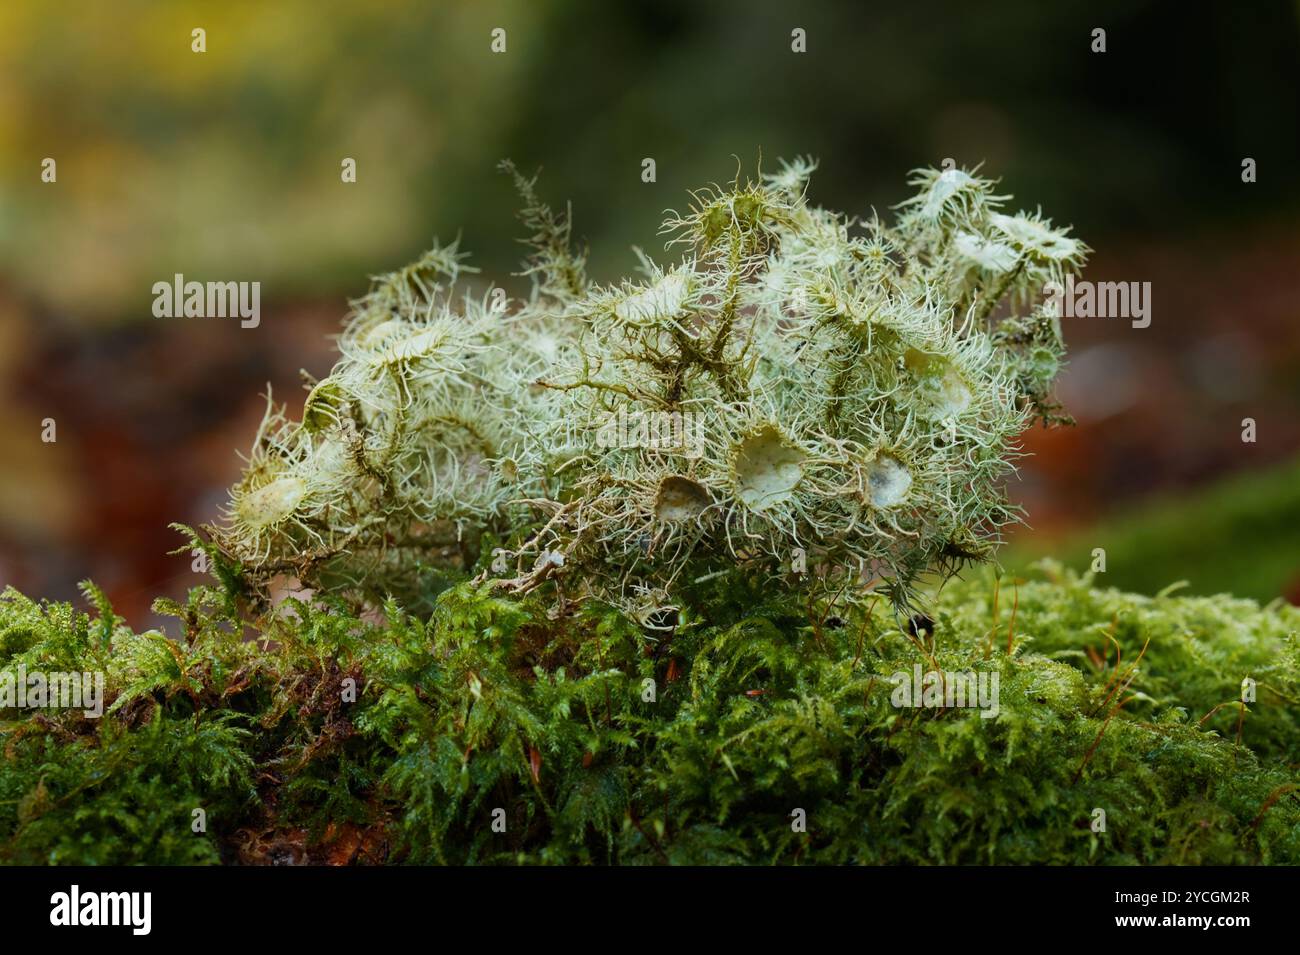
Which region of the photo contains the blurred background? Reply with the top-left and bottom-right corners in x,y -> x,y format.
1,0 -> 1297,625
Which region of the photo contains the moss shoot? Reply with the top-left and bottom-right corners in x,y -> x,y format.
1,547 -> 1295,865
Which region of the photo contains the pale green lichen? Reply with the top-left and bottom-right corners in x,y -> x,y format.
212,159 -> 1088,617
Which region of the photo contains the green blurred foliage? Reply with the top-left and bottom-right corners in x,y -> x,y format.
1006,455 -> 1300,604
2,0 -> 1297,322
0,0 -> 535,320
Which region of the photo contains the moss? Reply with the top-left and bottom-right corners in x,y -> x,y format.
1,552 -> 1296,865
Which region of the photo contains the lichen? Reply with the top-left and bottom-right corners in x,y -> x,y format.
210,159 -> 1087,619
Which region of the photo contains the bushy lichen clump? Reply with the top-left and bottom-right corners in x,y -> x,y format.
215,161 -> 1085,620
2,555 -> 1296,865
